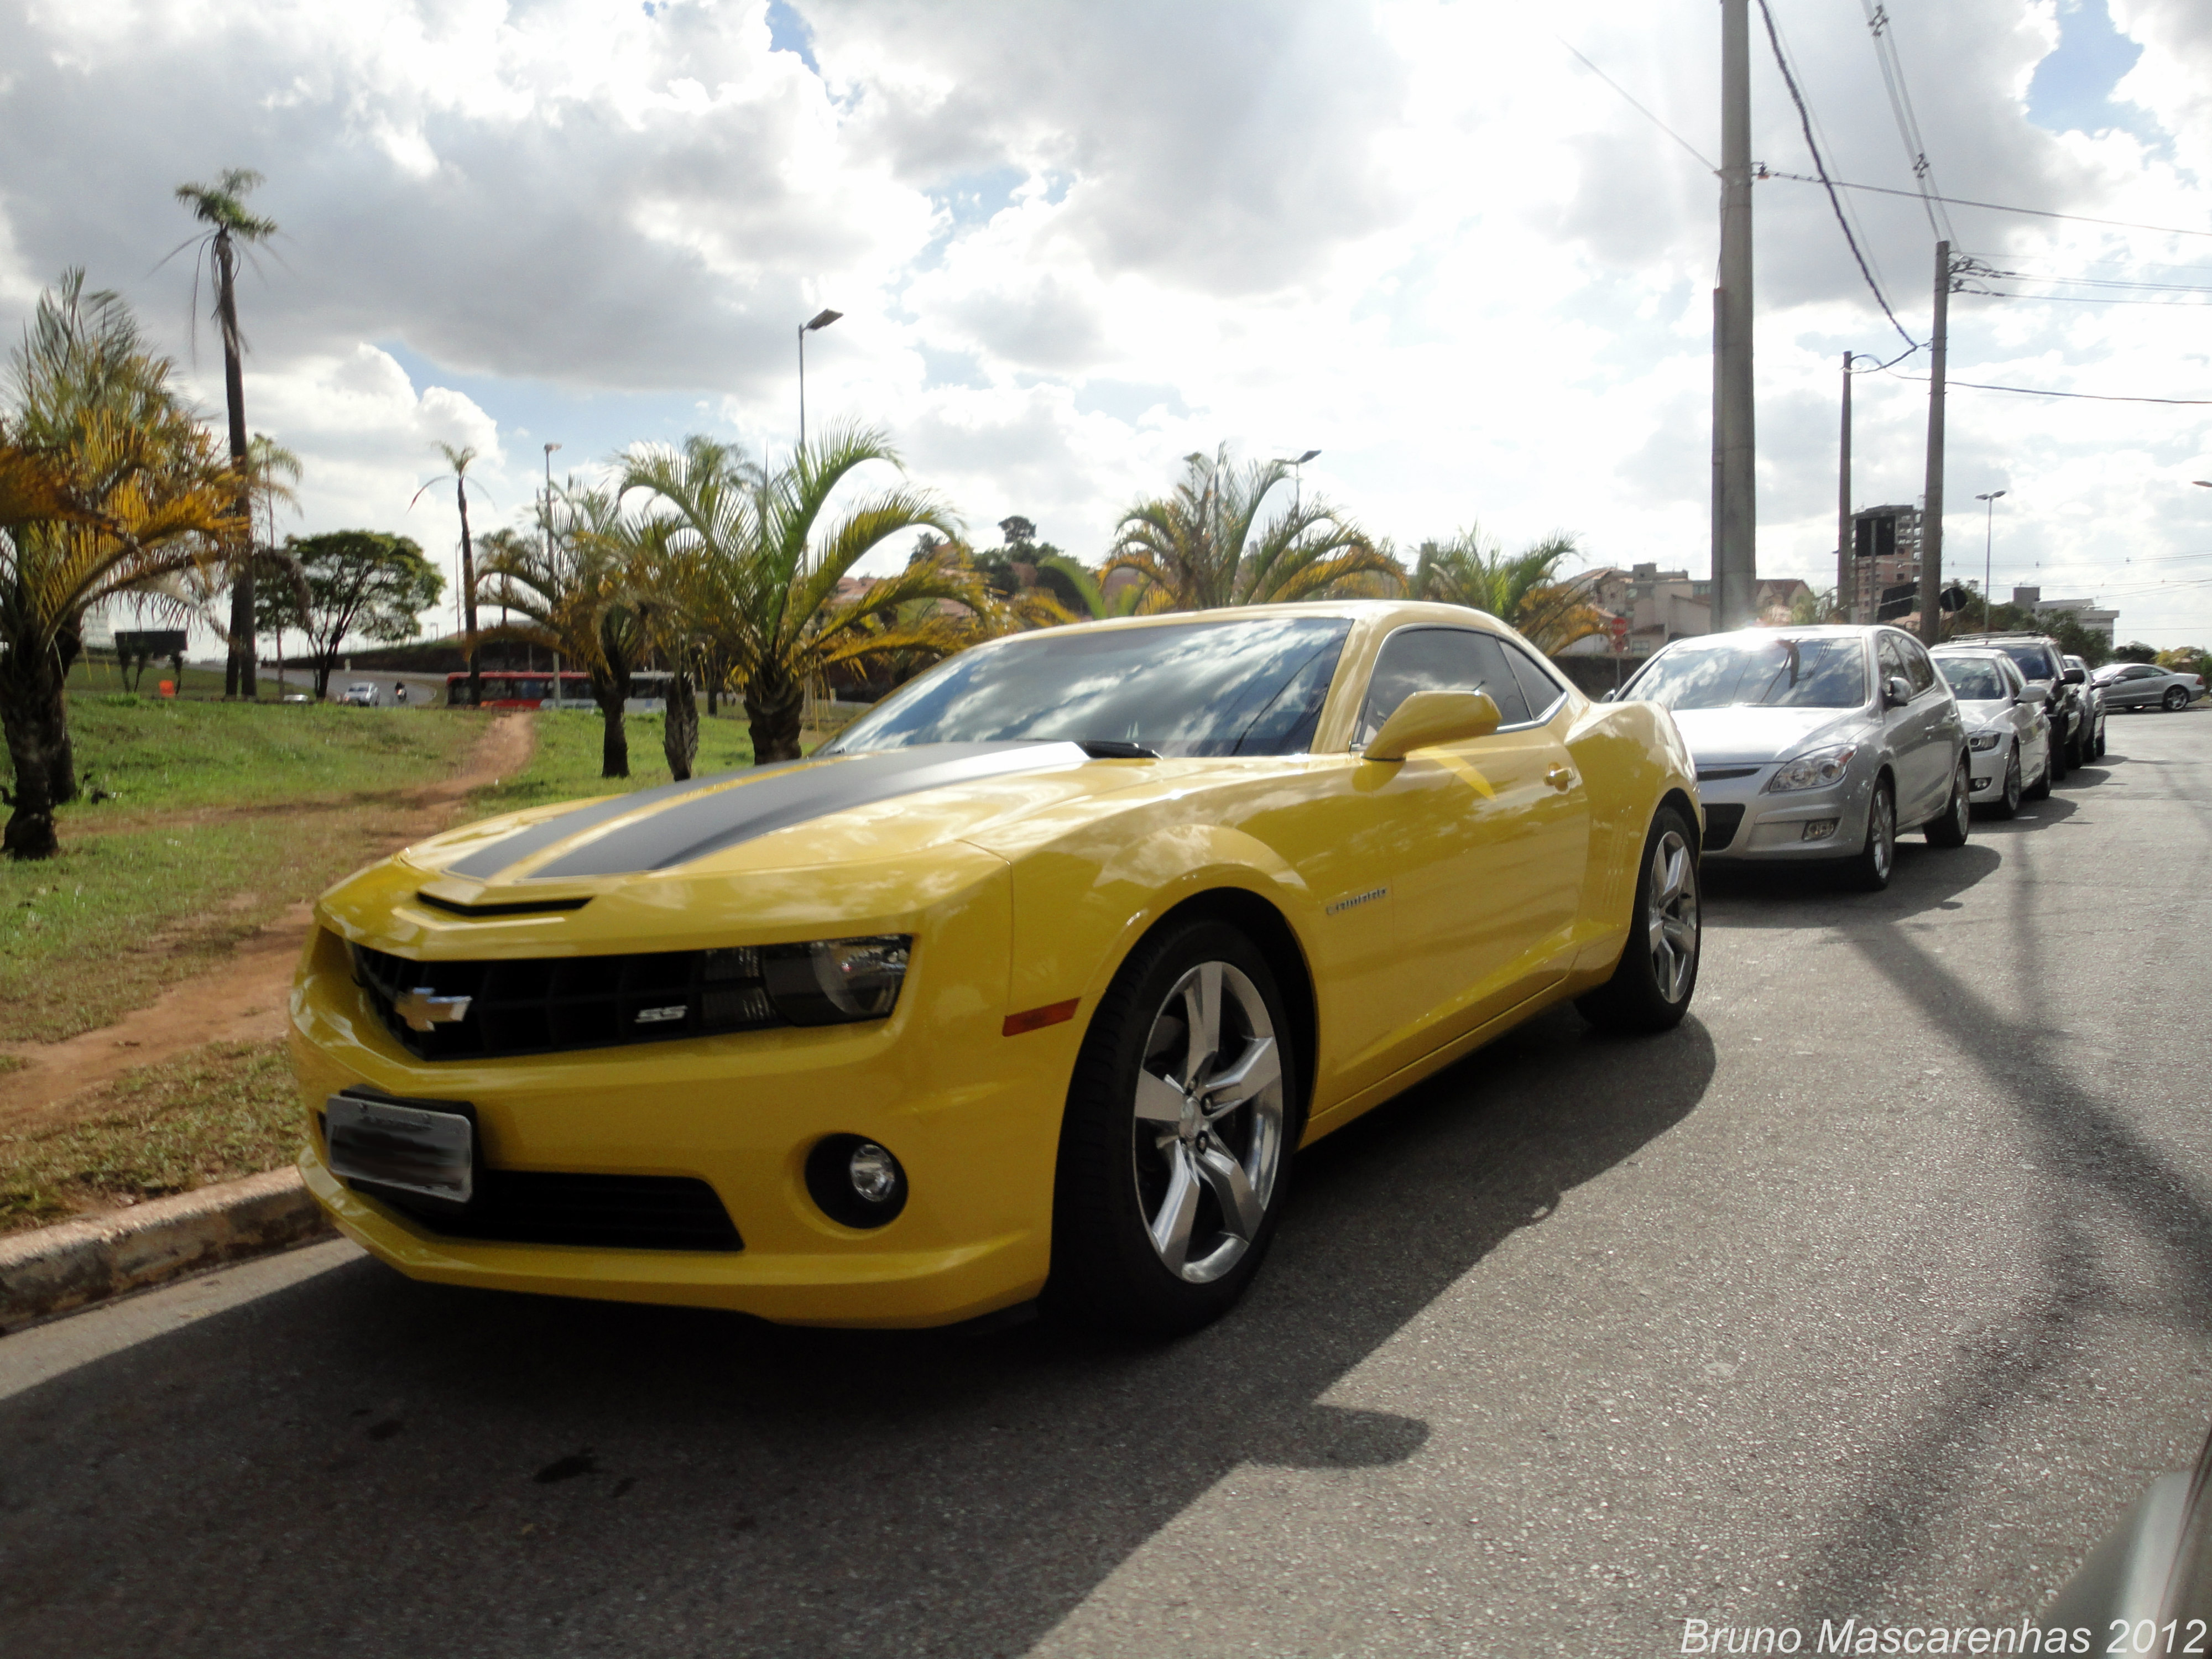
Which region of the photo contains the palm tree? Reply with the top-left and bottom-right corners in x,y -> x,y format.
478,483 -> 650,779
246,433 -> 303,687
1407,528 -> 1604,655
174,169 -> 278,700
3,289 -> 238,856
1033,551 -> 1156,620
1105,445 -> 1400,611
410,442 -> 491,705
618,425 -> 984,763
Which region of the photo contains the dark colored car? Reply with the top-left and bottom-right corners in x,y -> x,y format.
1965,635 -> 2093,777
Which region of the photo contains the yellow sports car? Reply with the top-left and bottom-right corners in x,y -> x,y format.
291,601 -> 1702,1335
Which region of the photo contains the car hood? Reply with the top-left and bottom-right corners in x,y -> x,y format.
1952,698 -> 2014,729
1665,706 -> 1870,766
319,742 -> 1301,953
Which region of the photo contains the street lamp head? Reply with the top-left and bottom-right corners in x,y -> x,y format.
1296,449 -> 1320,464
2194,479 -> 2212,488
805,308 -> 843,333
544,441 -> 561,455
1976,489 -> 2005,502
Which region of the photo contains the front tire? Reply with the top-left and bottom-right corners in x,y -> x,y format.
1991,747 -> 2022,820
1924,758 -> 1971,847
1575,805 -> 1700,1034
1846,778 -> 1897,891
1049,919 -> 1297,1338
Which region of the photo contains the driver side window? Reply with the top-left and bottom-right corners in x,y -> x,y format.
1877,634 -> 1910,698
1357,628 -> 1533,746
1901,636 -> 1939,696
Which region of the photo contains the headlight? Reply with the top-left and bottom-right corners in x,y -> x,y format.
761,936 -> 912,1025
1968,732 -> 2003,752
1762,744 -> 1857,794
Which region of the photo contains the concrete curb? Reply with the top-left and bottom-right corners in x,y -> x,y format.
0,1166 -> 332,1329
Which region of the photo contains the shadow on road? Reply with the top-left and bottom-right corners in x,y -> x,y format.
0,1008 -> 1716,1657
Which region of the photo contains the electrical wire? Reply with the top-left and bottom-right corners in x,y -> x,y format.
1554,37 -> 1717,174
1879,364 -> 2212,404
1753,0 -> 1917,347
1858,1 -> 1957,244
1762,171 -> 2212,241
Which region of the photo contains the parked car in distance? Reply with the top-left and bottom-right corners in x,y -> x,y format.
1931,645 -> 2052,817
337,682 -> 378,707
2095,660 -> 2206,714
2063,655 -> 2108,758
1959,634 -> 2088,778
1613,624 -> 1969,891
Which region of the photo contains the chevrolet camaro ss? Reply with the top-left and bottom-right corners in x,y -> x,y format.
291,601 -> 1703,1335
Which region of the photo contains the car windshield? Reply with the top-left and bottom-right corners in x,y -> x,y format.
1996,644 -> 2057,681
1937,658 -> 2008,701
1624,637 -> 1866,711
824,615 -> 1354,758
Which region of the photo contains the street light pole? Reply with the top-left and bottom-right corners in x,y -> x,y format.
797,308 -> 843,455
544,441 -> 561,704
1271,448 -> 1320,518
1975,489 -> 2006,634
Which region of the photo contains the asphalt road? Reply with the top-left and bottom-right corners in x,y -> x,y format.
6,708 -> 2211,1658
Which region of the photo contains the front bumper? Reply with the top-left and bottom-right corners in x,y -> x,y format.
290,893 -> 1072,1328
1695,765 -> 1874,862
1966,739 -> 2012,800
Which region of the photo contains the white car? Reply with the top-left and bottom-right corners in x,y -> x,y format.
337,682 -> 378,707
1932,646 -> 2052,818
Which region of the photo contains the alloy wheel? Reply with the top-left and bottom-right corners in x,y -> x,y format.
2166,687 -> 2188,712
1869,789 -> 1895,880
1131,961 -> 1286,1285
2002,750 -> 2021,814
1645,827 -> 1699,1004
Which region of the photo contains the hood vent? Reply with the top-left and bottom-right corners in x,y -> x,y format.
416,892 -> 592,920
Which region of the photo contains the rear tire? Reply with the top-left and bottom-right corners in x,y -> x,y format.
1048,919 -> 1298,1338
1846,779 -> 1897,891
2165,686 -> 2188,713
1924,758 -> 1970,847
1990,747 -> 2022,820
1576,805 -> 1700,1034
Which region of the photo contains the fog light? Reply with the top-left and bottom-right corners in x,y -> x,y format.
1972,775 -> 1991,790
1801,819 -> 1839,842
805,1134 -> 908,1228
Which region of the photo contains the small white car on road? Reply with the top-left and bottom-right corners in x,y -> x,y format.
1931,645 -> 2052,818
336,682 -> 378,707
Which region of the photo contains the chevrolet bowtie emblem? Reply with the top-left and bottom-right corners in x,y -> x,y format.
395,987 -> 472,1032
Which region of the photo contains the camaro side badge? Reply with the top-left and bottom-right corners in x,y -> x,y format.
395,988 -> 473,1032
1327,886 -> 1389,916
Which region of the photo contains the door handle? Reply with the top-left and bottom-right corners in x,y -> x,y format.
1545,765 -> 1575,792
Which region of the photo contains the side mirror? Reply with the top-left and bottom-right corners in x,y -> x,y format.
2064,667 -> 2086,685
2018,683 -> 2049,705
1364,691 -> 1503,761
1884,675 -> 1913,708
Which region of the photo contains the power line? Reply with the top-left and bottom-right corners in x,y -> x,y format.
1880,366 -> 2212,404
1554,37 -> 1716,174
1960,287 -> 2212,308
1762,170 -> 2212,241
1752,0 -> 1917,347
1858,0 -> 1956,244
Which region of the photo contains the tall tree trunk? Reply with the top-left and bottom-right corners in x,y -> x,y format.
663,664 -> 698,782
215,231 -> 257,701
46,622 -> 81,806
744,667 -> 805,764
2,653 -> 65,860
458,478 -> 481,707
592,662 -> 631,779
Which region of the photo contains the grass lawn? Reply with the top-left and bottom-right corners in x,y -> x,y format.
0,1040 -> 299,1235
0,697 -> 489,1043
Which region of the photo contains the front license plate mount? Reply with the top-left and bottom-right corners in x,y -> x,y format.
325,1089 -> 478,1207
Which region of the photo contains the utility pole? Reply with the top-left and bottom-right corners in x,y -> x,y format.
1917,241 -> 1950,646
1713,0 -> 1757,632
1837,352 -> 1853,624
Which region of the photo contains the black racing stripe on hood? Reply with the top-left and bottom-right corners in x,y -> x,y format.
523,742 -> 1089,879
444,765 -> 800,879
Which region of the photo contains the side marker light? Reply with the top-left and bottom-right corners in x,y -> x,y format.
1003,999 -> 1079,1037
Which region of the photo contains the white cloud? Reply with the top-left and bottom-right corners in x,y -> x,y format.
3,0 -> 2209,647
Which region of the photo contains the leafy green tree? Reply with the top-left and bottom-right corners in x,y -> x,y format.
174,169 -> 277,700
1033,551 -> 1154,619
280,531 -> 445,698
479,484 -> 650,778
2042,611 -> 2111,668
1106,445 -> 1397,610
618,425 -> 983,763
2114,640 -> 2158,664
1407,528 -> 1601,653
3,272 -> 238,858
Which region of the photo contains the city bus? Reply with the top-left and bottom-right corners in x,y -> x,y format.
443,670 -> 590,708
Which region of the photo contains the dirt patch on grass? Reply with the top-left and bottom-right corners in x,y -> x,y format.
0,713 -> 536,1126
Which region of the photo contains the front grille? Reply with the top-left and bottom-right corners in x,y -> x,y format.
351,941 -> 784,1061
1696,765 -> 1760,782
369,1171 -> 743,1252
1702,804 -> 1745,851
